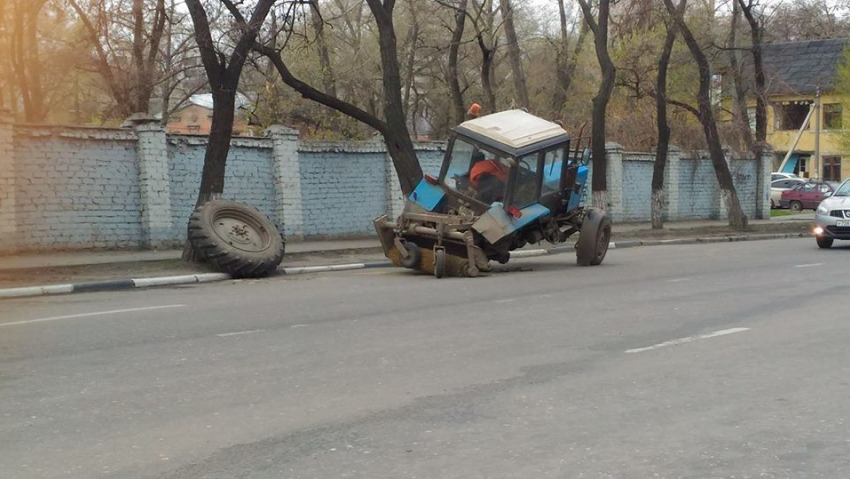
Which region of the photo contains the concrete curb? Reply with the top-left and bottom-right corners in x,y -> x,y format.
0,232 -> 811,299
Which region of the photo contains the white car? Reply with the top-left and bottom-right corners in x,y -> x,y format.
772,172 -> 798,182
770,178 -> 805,208
814,179 -> 850,248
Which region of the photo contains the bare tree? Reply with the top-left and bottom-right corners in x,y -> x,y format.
182,0 -> 277,261
499,0 -> 528,109
256,0 -> 423,195
652,3 -> 681,230
552,0 -> 588,116
576,0 -> 616,210
663,0 -> 748,229
11,0 -> 48,122
447,0 -> 469,124
738,1 -> 767,149
68,0 -> 169,118
310,0 -> 336,97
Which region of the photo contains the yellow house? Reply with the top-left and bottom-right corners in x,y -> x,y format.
745,38 -> 850,182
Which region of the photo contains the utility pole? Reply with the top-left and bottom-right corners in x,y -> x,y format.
814,87 -> 821,182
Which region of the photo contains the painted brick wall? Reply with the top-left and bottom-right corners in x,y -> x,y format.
731,159 -> 758,218
0,121 -> 769,252
167,136 -> 276,240
678,158 -> 721,219
13,126 -> 142,249
298,143 -> 387,237
621,156 -> 654,221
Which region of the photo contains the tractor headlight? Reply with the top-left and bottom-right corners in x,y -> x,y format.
817,204 -> 829,215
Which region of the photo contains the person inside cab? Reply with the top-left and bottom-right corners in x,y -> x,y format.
470,155 -> 509,204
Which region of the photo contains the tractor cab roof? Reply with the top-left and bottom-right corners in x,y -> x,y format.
453,110 -> 570,157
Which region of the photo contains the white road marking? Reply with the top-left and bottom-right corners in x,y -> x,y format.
0,304 -> 186,328
625,327 -> 750,354
794,263 -> 823,268
494,299 -> 516,304
667,278 -> 691,283
216,329 -> 265,337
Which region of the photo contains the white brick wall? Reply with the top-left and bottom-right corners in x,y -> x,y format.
0,121 -> 768,252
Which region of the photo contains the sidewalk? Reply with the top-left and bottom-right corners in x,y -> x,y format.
0,214 -> 814,290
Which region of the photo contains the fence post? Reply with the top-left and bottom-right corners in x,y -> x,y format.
664,145 -> 681,221
267,125 -> 305,240
131,116 -> 173,248
757,143 -> 773,219
0,110 -> 18,253
605,142 -> 625,221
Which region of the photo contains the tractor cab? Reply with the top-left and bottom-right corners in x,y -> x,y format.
410,110 -> 588,220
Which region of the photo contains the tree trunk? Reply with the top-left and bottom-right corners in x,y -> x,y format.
652,22 -> 678,230
479,39 -> 497,112
577,0 -> 615,211
311,0 -> 337,97
448,0 -> 468,124
366,0 -> 423,195
664,0 -> 748,230
553,0 -> 587,115
499,0 -> 529,109
728,0 -> 755,153
24,3 -> 45,121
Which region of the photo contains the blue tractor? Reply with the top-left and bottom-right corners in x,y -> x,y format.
373,109 -> 611,278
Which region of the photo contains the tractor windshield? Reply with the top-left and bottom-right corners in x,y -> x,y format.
442,137 -> 509,205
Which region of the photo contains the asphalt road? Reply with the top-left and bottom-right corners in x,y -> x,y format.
1,238 -> 848,478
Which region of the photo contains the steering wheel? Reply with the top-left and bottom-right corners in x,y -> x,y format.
519,158 -> 533,172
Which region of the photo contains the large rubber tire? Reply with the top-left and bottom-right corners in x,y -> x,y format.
399,242 -> 422,269
817,236 -> 834,249
576,208 -> 612,266
790,200 -> 803,212
188,200 -> 285,278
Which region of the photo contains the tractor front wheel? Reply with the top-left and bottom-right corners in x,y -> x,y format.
576,208 -> 612,266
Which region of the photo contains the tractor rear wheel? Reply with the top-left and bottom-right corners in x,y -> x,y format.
188,200 -> 285,278
576,208 -> 611,266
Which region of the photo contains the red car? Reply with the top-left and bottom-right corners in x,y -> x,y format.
779,181 -> 839,212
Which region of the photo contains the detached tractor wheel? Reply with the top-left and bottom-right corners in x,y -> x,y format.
790,200 -> 803,212
816,236 -> 834,249
188,200 -> 285,278
399,241 -> 422,269
576,208 -> 612,266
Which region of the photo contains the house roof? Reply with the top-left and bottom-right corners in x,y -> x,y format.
756,38 -> 849,95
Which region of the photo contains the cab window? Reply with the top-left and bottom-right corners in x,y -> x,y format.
511,154 -> 541,209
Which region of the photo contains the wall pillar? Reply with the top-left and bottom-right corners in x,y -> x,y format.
267,125 -> 304,240
605,142 -> 625,221
664,145 -> 681,220
385,150 -> 406,220
756,143 -> 773,219
0,109 -> 16,253
131,116 -> 173,248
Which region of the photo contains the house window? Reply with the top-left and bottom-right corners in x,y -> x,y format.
823,156 -> 842,181
171,116 -> 181,123
823,104 -> 842,129
774,101 -> 813,130
187,125 -> 200,133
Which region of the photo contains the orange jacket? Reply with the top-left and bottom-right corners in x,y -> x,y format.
470,159 -> 509,187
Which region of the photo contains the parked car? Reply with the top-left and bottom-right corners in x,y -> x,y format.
770,178 -> 806,208
772,172 -> 798,182
779,181 -> 839,211
814,179 -> 850,248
